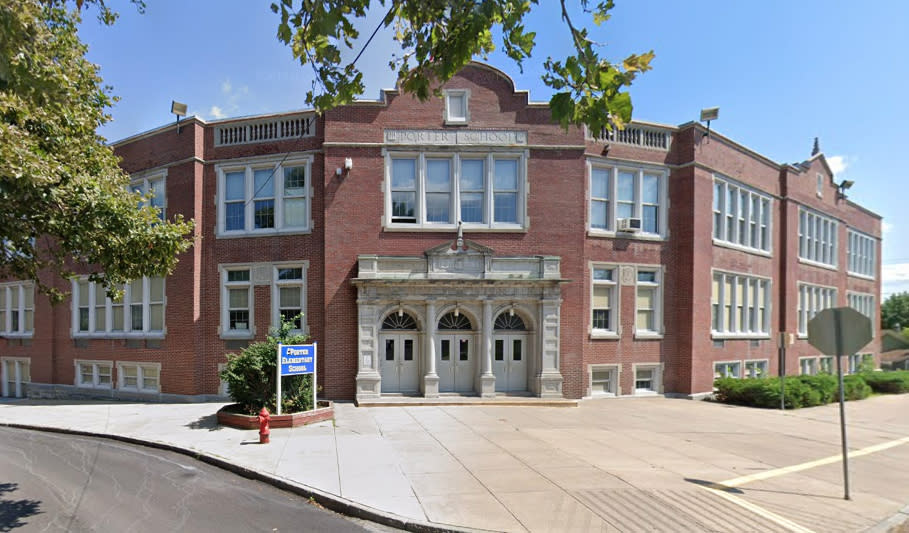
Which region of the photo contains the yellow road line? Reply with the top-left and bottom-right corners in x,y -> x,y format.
721,435 -> 909,488
697,485 -> 817,533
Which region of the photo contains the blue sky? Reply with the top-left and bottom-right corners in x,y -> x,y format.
77,1 -> 909,296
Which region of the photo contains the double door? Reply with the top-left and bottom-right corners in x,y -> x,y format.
492,335 -> 527,392
379,334 -> 419,393
437,335 -> 475,392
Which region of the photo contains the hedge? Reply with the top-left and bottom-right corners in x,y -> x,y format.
860,371 -> 909,394
713,372 -> 876,409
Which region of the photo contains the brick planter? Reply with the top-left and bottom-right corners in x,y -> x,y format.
217,401 -> 333,429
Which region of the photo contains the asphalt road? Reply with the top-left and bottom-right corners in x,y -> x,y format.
0,426 -> 397,533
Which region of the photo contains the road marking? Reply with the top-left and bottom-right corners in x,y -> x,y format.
721,435 -> 909,488
697,484 -> 817,533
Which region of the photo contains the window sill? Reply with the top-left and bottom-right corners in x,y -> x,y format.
633,390 -> 659,396
798,258 -> 838,272
847,272 -> 875,281
119,387 -> 160,394
221,331 -> 255,340
73,332 -> 166,340
710,333 -> 771,340
216,228 -> 313,239
76,384 -> 112,390
384,223 -> 526,233
711,239 -> 772,258
1,333 -> 34,339
590,331 -> 619,340
587,229 -> 666,242
634,332 -> 663,340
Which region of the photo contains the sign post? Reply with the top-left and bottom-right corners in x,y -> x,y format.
807,307 -> 872,501
276,343 -> 318,416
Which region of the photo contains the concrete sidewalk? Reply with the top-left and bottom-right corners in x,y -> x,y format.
1,395 -> 908,532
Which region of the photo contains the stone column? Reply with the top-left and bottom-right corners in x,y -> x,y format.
354,301 -> 381,402
535,291 -> 564,398
423,300 -> 439,397
480,299 -> 496,397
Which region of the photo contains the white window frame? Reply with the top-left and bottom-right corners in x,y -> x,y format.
443,89 -> 469,124
819,356 -> 834,374
271,262 -> 309,334
590,264 -> 619,338
215,155 -> 314,237
1,357 -> 31,398
0,282 -> 34,337
711,270 -> 771,339
847,291 -> 875,326
799,356 -> 818,376
847,229 -> 876,279
220,265 -> 254,339
712,176 -> 772,254
384,151 -> 527,230
131,169 -> 167,220
75,359 -> 113,389
634,267 -> 663,338
714,360 -> 742,379
797,282 -> 837,336
587,161 -> 669,238
848,353 -> 874,374
798,207 -> 838,268
71,277 -> 166,338
117,362 -> 161,393
744,359 -> 769,378
588,364 -> 620,397
632,363 -> 662,395
817,173 -> 824,198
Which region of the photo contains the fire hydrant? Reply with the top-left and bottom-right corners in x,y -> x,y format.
257,407 -> 271,444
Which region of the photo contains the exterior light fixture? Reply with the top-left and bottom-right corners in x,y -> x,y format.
837,179 -> 854,201
454,304 -> 460,318
509,303 -> 515,317
171,100 -> 187,134
397,303 -> 404,317
700,107 -> 719,141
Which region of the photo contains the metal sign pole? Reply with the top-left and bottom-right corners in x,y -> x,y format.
833,311 -> 850,501
276,343 -> 283,416
313,342 -> 318,411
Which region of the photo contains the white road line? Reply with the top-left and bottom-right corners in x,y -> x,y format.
697,485 -> 817,533
721,436 -> 909,488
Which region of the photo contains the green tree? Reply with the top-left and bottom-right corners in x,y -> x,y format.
0,0 -> 193,301
272,0 -> 654,134
882,292 -> 909,330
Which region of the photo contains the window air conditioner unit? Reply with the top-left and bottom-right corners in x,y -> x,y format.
617,217 -> 642,232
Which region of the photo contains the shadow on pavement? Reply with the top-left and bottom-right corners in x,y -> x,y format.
0,483 -> 42,531
684,478 -> 745,494
184,413 -> 222,431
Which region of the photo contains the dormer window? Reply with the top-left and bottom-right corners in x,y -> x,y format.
444,89 -> 469,124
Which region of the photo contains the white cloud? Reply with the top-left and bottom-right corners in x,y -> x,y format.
883,263 -> 909,299
221,80 -> 232,94
209,106 -> 226,119
827,155 -> 848,176
882,221 -> 894,234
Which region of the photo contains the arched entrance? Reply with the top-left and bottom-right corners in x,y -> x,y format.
379,311 -> 420,393
436,311 -> 475,393
492,312 -> 529,392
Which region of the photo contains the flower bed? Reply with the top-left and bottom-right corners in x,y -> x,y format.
217,401 -> 333,429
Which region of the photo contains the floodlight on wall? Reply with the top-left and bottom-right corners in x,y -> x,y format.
509,303 -> 515,317
837,179 -> 855,201
171,100 -> 187,134
700,107 -> 719,141
454,304 -> 460,318
397,303 -> 404,318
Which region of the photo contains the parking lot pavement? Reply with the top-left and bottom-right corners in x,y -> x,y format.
1,394 -> 908,532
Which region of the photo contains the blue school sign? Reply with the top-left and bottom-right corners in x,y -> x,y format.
279,344 -> 316,376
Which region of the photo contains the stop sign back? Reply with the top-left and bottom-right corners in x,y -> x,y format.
807,307 -> 873,355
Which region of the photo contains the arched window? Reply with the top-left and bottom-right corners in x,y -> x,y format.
381,312 -> 418,330
438,312 -> 473,330
494,313 -> 526,331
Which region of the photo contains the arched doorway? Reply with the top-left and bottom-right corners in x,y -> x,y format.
436,311 -> 475,393
492,312 -> 529,392
379,311 -> 420,393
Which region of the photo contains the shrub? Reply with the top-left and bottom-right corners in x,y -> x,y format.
713,373 -> 870,409
841,375 -> 872,401
860,371 -> 909,394
219,317 -> 316,415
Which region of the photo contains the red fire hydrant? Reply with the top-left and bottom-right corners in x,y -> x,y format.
257,407 -> 271,444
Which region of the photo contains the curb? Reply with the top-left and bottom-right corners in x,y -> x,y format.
0,422 -> 497,533
865,504 -> 909,533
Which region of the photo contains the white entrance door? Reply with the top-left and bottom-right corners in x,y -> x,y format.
2,358 -> 30,398
379,335 -> 419,393
492,335 -> 528,392
437,336 -> 475,393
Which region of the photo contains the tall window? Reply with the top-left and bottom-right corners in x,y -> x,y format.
591,266 -> 617,335
273,265 -> 306,331
798,283 -> 836,335
712,177 -> 771,253
131,172 -> 166,220
217,158 -> 312,235
635,268 -> 662,335
799,208 -> 838,267
223,269 -> 252,335
72,277 -> 165,337
711,272 -> 770,337
847,292 -> 874,322
387,153 -> 524,229
588,164 -> 666,236
847,229 -> 876,278
816,173 -> 824,197
0,282 -> 34,336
